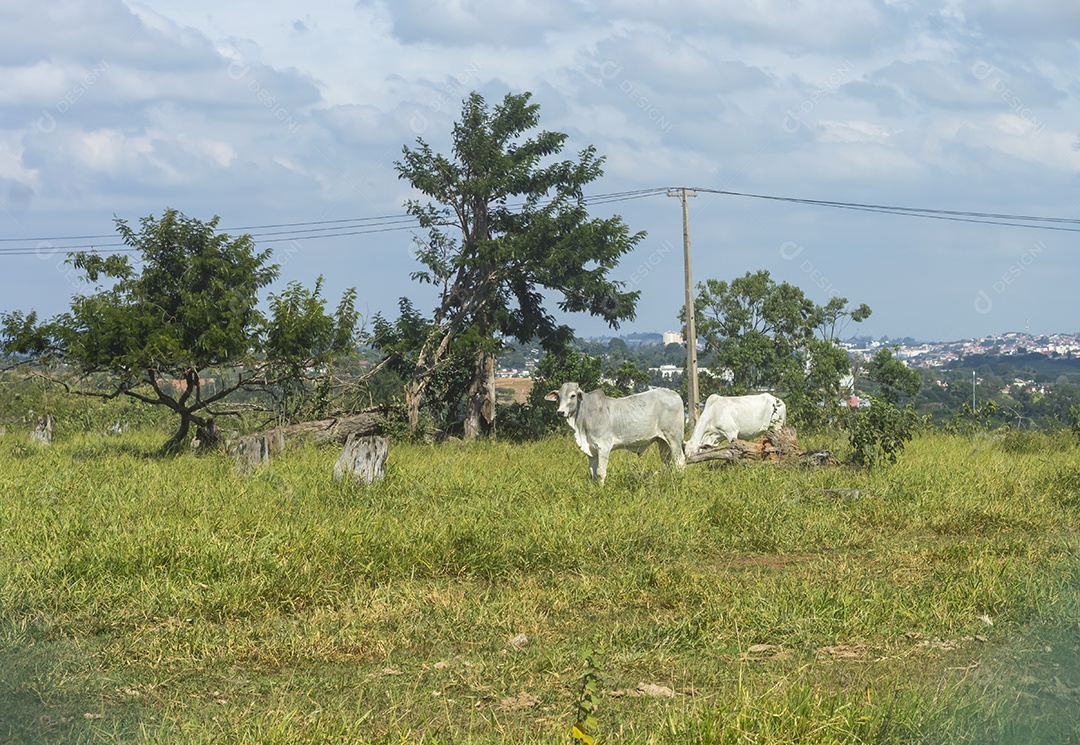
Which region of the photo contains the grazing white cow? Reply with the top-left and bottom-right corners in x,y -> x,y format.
545,383 -> 686,484
685,392 -> 787,455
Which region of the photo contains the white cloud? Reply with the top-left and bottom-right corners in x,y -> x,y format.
1,0 -> 1079,342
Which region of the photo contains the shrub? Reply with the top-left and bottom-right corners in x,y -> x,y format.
845,397 -> 919,467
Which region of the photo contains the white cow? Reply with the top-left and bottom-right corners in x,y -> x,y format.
545,383 -> 686,484
685,392 -> 787,455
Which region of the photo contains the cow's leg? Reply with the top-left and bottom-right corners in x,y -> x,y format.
657,436 -> 686,470
670,435 -> 685,469
595,447 -> 610,484
588,450 -> 601,482
656,438 -> 672,465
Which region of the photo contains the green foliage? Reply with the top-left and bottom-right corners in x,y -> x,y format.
690,270 -> 871,430
571,649 -> 603,744
265,278 -> 359,422
392,91 -> 645,436
371,298 -> 474,430
867,347 -> 921,404
606,359 -> 650,395
845,397 -> 920,467
1069,404 -> 1080,439
0,209 -> 358,451
949,399 -> 999,434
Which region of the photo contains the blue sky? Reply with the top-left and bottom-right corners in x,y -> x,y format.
2,1 -> 1079,343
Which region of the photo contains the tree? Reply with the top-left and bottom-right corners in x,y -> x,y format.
607,360 -> 650,395
690,270 -> 870,427
370,298 -> 474,433
866,347 -> 921,404
0,209 -> 358,453
392,91 -> 644,439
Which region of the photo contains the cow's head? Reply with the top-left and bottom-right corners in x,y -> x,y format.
544,382 -> 583,419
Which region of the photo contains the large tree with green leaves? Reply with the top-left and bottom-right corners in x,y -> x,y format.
691,269 -> 871,428
392,91 -> 644,439
0,209 -> 358,452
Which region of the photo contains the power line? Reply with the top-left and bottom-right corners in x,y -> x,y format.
0,189 -> 669,256
692,187 -> 1080,232
5,184 -> 1079,257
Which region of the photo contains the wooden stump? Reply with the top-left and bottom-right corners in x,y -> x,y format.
232,435 -> 270,470
230,427 -> 286,471
333,434 -> 388,484
28,415 -> 53,445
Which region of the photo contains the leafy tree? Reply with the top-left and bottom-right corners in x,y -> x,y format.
690,270 -> 870,428
393,91 -> 644,440
866,347 -> 921,404
0,209 -> 358,452
607,359 -> 650,395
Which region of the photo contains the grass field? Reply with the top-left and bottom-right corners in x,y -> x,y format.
2,427 -> 1080,743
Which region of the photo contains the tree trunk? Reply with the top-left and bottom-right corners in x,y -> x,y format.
463,348 -> 495,441
162,412 -> 193,454
232,432 -> 274,471
28,414 -> 54,445
194,418 -> 223,451
333,434 -> 389,484
685,426 -> 836,467
406,378 -> 423,433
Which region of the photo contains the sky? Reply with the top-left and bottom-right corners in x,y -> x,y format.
2,1 -> 1079,344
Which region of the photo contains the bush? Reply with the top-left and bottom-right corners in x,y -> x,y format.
845,398 -> 919,468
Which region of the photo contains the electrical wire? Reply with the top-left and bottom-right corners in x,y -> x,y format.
691,187 -> 1080,232
4,184 -> 1078,257
0,189 -> 669,256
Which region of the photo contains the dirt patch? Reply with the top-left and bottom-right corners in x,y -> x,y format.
723,553 -> 817,570
495,377 -> 533,404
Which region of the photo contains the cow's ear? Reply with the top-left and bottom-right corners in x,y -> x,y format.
576,390 -> 583,399
544,390 -> 559,401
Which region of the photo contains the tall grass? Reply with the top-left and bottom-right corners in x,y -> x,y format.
2,429 -> 1079,742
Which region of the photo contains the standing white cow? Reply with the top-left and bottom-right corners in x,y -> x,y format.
545,383 -> 686,484
685,392 -> 787,455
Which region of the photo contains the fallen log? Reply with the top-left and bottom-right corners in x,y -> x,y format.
241,411 -> 385,449
685,425 -> 836,467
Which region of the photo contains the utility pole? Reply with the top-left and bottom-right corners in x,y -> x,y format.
668,187 -> 699,426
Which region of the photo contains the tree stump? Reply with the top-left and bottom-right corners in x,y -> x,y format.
333,434 -> 389,484
28,415 -> 53,445
233,435 -> 270,470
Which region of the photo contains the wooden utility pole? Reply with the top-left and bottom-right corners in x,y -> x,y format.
668,187 -> 699,426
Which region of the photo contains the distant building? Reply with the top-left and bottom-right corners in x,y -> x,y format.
662,331 -> 684,346
650,364 -> 682,379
